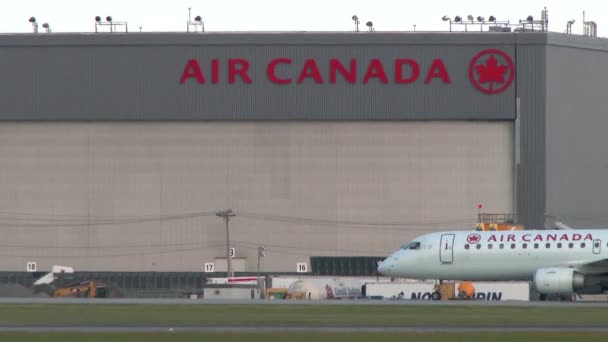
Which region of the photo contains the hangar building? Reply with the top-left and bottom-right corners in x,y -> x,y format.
0,32 -> 606,273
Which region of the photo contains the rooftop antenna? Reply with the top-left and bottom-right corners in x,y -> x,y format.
541,7 -> 548,31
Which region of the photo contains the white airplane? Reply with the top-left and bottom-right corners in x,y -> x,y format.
377,230 -> 608,299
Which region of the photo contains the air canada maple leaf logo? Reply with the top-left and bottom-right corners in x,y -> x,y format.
469,49 -> 515,95
467,234 -> 482,244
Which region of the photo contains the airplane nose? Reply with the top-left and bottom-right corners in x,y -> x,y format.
377,259 -> 391,276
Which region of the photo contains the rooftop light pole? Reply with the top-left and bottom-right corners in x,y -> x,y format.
366,21 -> 375,32
28,17 -> 39,33
187,9 -> 204,32
94,15 -> 128,33
352,15 -> 360,32
566,19 -> 575,34
442,15 -> 452,32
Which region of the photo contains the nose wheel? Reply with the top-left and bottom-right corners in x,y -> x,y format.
431,291 -> 441,301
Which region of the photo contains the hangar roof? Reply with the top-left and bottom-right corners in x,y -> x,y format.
0,31 -> 605,50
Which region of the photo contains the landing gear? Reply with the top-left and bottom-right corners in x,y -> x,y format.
431,291 -> 441,301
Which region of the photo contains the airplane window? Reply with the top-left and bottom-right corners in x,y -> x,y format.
488,244 -> 493,249
523,243 -> 528,249
476,244 -> 482,250
408,242 -> 421,250
511,244 -> 516,249
569,243 -> 574,248
595,242 -> 600,248
534,243 -> 539,249
465,244 -> 470,250
557,243 -> 562,248
581,243 -> 586,248
499,244 -> 504,249
545,243 -> 550,248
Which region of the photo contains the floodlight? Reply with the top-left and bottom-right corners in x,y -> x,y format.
454,16 -> 462,23
477,16 -> 484,22
488,16 -> 496,22
442,15 -> 450,21
95,16 -> 101,22
568,19 -> 576,25
106,16 -> 112,22
467,15 -> 474,21
527,15 -> 533,22
29,17 -> 36,23
366,21 -> 373,27
195,15 -> 202,22
352,15 -> 359,21
42,23 -> 49,29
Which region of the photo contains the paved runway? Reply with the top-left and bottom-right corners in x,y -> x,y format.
1,297 -> 608,307
1,325 -> 608,333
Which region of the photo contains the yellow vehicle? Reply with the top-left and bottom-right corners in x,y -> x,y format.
35,280 -> 122,298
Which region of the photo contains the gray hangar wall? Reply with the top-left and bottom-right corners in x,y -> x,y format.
0,33 -> 543,272
545,35 -> 608,229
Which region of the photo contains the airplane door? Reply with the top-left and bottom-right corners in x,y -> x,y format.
593,239 -> 601,255
440,234 -> 455,264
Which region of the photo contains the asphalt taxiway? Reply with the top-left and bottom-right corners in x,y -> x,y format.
1,298 -> 608,307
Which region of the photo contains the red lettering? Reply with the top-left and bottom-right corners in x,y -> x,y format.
534,235 -> 543,242
560,234 -> 569,241
330,59 -> 356,84
573,234 -> 582,241
395,59 -> 420,84
212,59 -> 219,84
267,58 -> 292,84
363,59 -> 389,84
584,234 -> 593,241
488,235 -> 497,242
180,59 -> 205,84
229,59 -> 252,84
547,234 -> 557,242
522,234 -> 531,242
425,59 -> 451,84
507,235 -> 515,242
298,59 -> 324,84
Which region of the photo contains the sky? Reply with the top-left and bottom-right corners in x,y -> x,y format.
2,0 -> 606,37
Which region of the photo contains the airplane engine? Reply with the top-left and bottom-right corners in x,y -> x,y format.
533,267 -> 585,295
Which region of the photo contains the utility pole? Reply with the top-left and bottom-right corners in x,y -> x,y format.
216,209 -> 236,278
257,245 -> 266,298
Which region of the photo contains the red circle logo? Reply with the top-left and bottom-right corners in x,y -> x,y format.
469,49 -> 515,95
466,234 -> 482,244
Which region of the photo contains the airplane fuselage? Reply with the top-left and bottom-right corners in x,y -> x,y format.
378,230 -> 608,281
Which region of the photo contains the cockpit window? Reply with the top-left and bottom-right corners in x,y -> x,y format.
408,242 -> 421,250
401,242 -> 421,250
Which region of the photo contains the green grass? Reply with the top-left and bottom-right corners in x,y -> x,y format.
0,304 -> 607,327
1,333 -> 608,342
